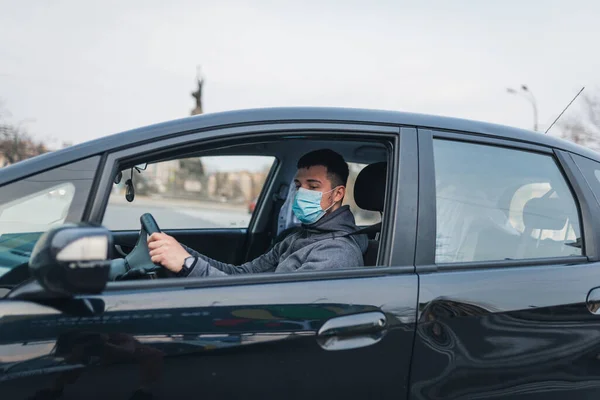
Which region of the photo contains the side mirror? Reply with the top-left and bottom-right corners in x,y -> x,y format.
29,224 -> 112,296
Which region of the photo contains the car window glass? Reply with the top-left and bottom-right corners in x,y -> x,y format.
103,156 -> 276,230
434,139 -> 582,264
0,182 -> 75,235
0,157 -> 99,278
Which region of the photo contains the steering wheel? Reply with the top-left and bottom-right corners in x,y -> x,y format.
109,213 -> 167,281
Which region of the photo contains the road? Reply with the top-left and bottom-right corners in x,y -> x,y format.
103,198 -> 251,231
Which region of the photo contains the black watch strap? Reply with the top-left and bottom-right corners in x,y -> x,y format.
176,257 -> 198,277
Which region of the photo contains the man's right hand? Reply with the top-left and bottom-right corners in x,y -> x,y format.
147,233 -> 191,273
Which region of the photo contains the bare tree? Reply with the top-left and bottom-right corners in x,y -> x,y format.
558,90 -> 600,151
0,103 -> 48,165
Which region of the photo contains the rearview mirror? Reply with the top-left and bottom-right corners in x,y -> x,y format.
29,224 -> 112,296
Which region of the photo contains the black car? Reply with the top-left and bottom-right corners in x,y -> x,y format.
1,107 -> 600,399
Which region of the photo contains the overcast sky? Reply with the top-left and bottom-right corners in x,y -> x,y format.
0,0 -> 598,148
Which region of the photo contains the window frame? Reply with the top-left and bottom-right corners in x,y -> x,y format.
558,150 -> 600,261
569,153 -> 600,208
415,128 -> 594,273
84,122 -> 418,292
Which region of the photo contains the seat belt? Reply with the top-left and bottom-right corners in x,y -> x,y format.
343,222 -> 382,238
268,221 -> 381,252
269,183 -> 289,245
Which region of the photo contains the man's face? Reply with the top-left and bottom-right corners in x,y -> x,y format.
294,165 -> 345,211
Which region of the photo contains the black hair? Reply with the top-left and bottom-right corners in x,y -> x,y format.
297,149 -> 349,187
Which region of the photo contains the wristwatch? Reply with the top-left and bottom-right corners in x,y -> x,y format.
176,256 -> 198,277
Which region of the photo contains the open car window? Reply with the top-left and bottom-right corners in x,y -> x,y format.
100,136 -> 393,278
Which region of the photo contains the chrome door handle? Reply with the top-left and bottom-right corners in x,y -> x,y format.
587,288 -> 600,314
317,312 -> 387,351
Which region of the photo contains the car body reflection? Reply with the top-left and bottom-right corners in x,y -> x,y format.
0,302 -> 380,399
412,297 -> 600,399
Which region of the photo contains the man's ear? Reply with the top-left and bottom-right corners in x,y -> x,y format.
334,186 -> 346,203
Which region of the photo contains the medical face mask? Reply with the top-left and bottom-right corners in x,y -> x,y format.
292,187 -> 337,224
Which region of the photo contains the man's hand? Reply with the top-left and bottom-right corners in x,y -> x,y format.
147,233 -> 191,273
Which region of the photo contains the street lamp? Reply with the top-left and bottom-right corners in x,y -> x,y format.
507,84 -> 539,131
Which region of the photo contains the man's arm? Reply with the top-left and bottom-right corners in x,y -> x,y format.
181,243 -> 281,277
147,232 -> 281,277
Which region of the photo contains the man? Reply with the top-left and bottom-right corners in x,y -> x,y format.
147,149 -> 368,277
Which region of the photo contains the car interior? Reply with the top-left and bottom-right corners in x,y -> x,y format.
435,169 -> 582,264
471,182 -> 582,261
100,136 -> 393,281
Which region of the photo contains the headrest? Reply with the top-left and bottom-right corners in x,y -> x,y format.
354,162 -> 387,212
522,197 -> 568,231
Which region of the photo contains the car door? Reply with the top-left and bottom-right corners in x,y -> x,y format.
410,129 -> 600,399
0,123 -> 420,400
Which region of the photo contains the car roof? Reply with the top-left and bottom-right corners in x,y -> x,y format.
1,107 -> 598,185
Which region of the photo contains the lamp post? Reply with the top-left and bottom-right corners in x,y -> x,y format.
507,84 -> 539,131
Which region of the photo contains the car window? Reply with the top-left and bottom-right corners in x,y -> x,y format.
0,157 -> 99,278
103,155 -> 276,231
434,139 -> 582,264
0,182 -> 75,235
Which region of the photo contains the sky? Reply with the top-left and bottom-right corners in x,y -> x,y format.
0,0 -> 598,149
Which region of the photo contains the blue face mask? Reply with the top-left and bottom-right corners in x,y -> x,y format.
292,187 -> 337,225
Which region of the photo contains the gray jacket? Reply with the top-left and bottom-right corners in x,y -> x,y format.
184,205 -> 368,277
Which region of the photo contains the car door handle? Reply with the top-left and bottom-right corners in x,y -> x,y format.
587,287 -> 600,314
317,311 -> 387,351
